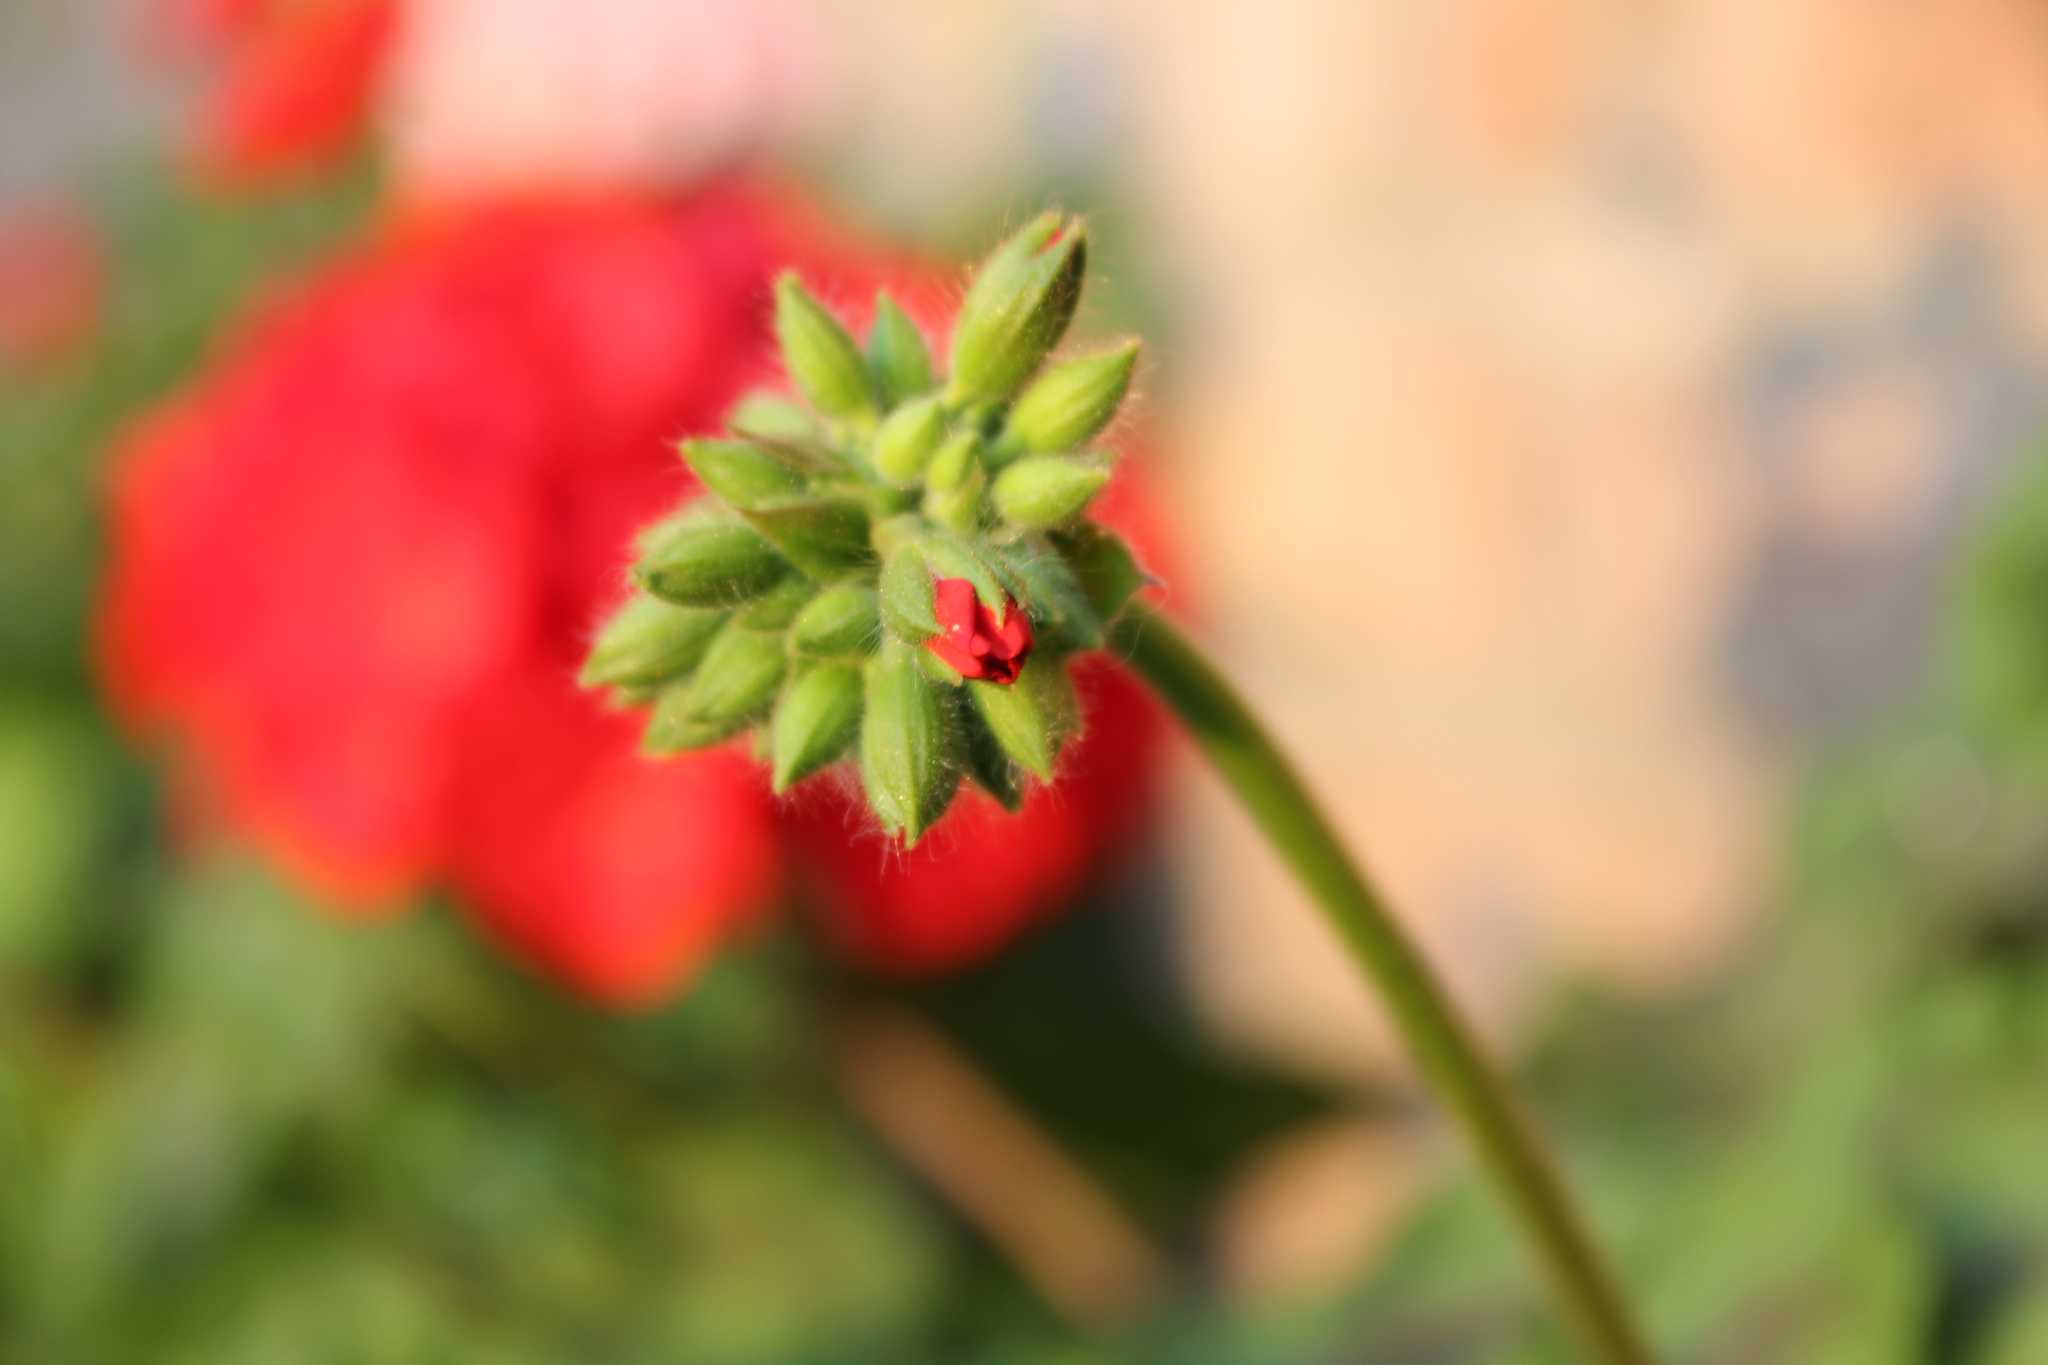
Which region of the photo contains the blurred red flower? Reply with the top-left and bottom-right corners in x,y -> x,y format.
150,0 -> 398,188
100,183 -> 1163,1003
0,198 -> 106,370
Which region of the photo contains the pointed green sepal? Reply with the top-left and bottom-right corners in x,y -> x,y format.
683,624 -> 790,722
948,213 -> 1088,406
992,456 -> 1109,530
923,432 -> 988,533
967,654 -> 1074,781
879,541 -> 940,641
740,497 -> 875,580
771,662 -> 864,791
1004,339 -> 1138,454
868,292 -> 935,408
579,596 -> 730,691
682,438 -> 809,510
917,535 -> 1009,614
957,696 -> 1026,811
873,395 -> 947,487
731,575 -> 816,631
1053,523 -> 1151,623
635,513 -> 791,607
989,539 -> 1100,652
775,274 -> 874,419
643,685 -> 748,754
791,584 -> 881,657
861,640 -> 960,843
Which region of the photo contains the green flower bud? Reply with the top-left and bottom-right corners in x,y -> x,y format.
601,205 -> 1156,846
867,291 -> 934,408
967,654 -> 1075,781
771,662 -> 864,791
861,640 -> 960,843
879,541 -> 940,641
741,497 -> 874,580
731,574 -> 817,631
957,697 -> 1025,811
873,396 -> 947,487
681,438 -> 809,510
684,624 -> 789,722
775,274 -> 874,419
923,432 -> 988,533
643,685 -> 746,754
727,391 -> 845,472
790,584 -> 881,657
948,214 -> 1088,406
1053,523 -> 1151,623
992,455 -> 1110,530
1004,339 -> 1139,454
636,513 -> 790,607
579,596 -> 729,690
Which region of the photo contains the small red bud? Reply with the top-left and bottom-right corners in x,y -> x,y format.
925,577 -> 1033,684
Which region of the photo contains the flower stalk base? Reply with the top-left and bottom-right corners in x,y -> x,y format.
1110,608 -> 1654,1365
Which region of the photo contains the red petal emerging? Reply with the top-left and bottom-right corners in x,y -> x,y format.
925,576 -> 1033,684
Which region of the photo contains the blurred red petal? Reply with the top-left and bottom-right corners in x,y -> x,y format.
99,186 -> 810,990
187,0 -> 398,187
0,198 -> 105,370
445,678 -> 781,1006
793,656 -> 1163,975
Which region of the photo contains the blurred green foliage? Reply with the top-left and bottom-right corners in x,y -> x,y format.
6,169 -> 2048,1363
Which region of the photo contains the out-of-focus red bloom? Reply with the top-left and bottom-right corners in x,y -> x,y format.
0,199 -> 106,371
101,182 -> 1165,1001
151,0 -> 398,188
927,579 -> 1033,684
791,655 -> 1159,973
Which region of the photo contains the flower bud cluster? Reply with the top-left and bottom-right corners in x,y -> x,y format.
583,213 -> 1151,844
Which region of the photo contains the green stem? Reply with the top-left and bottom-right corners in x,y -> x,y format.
1111,609 -> 1654,1365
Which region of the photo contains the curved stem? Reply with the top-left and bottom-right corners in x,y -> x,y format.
1110,609 -> 1654,1365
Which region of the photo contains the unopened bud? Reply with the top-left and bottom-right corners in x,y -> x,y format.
867,291 -> 934,408
579,596 -> 729,690
728,391 -> 843,471
731,575 -> 816,631
861,640 -> 960,843
683,624 -> 789,722
791,584 -> 881,657
740,497 -> 874,580
992,456 -> 1109,530
873,395 -> 947,487
682,439 -> 808,510
948,214 -> 1087,406
967,655 -> 1075,780
923,432 -> 988,533
1004,340 -> 1138,454
775,274 -> 874,419
928,575 -> 1033,684
771,662 -> 864,791
636,513 -> 791,607
643,686 -> 744,754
